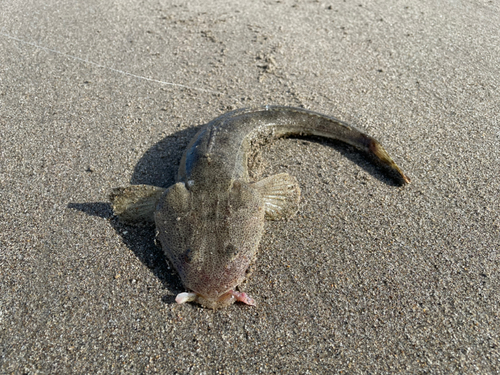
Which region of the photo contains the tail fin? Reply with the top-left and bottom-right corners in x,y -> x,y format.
368,138 -> 411,184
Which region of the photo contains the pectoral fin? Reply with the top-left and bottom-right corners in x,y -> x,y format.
109,185 -> 166,225
253,173 -> 301,220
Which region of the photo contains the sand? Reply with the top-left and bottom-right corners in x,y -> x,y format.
1,0 -> 499,373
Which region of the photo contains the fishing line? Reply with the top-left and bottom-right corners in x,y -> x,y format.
0,31 -> 223,95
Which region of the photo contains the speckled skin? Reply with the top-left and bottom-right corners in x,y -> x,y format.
152,106 -> 410,308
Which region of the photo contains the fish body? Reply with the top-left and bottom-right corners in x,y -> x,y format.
110,106 -> 410,308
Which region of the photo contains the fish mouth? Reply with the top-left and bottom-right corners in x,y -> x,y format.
175,290 -> 255,309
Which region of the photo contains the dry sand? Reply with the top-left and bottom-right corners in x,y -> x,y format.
1,0 -> 499,373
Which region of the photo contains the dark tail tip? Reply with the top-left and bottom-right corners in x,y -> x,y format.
369,140 -> 411,186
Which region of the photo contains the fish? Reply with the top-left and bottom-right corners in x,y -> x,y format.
110,106 -> 410,309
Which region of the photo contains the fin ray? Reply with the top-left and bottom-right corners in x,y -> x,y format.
109,185 -> 166,225
253,173 -> 301,220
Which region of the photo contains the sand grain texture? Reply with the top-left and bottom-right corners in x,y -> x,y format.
1,0 -> 499,373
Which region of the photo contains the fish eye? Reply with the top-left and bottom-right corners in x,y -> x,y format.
224,244 -> 238,257
231,181 -> 242,192
183,248 -> 193,263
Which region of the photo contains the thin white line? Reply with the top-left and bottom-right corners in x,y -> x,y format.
0,32 -> 223,95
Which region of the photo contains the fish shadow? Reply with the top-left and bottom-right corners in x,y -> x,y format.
291,135 -> 405,187
68,126 -> 201,300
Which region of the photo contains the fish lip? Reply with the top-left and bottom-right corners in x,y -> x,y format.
191,290 -> 236,309
195,289 -> 256,308
197,289 -> 233,302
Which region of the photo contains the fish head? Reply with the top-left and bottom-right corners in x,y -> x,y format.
155,180 -> 265,308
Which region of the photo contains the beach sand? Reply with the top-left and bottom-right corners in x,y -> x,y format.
1,0 -> 499,373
